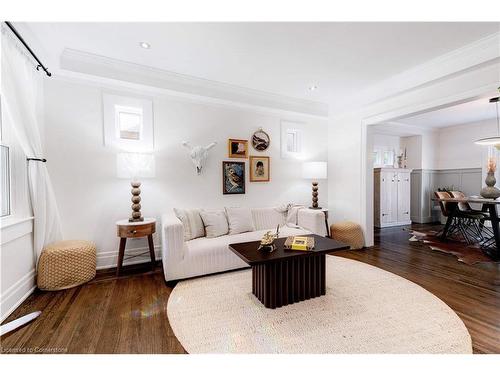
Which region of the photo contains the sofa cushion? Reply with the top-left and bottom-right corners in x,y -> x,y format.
251,207 -> 286,231
174,208 -> 205,241
200,210 -> 229,238
225,207 -> 255,235
186,226 -> 312,259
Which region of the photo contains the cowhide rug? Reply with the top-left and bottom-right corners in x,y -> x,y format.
409,229 -> 498,265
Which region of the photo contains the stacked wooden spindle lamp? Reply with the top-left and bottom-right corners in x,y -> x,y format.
117,152 -> 155,222
302,161 -> 327,209
115,153 -> 157,275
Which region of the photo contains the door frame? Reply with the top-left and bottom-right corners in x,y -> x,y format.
360,83 -> 499,246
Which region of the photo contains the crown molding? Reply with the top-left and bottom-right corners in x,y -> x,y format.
332,32 -> 500,116
59,48 -> 329,118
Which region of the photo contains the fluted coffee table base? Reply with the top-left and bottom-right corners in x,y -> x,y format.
252,253 -> 326,309
228,235 -> 349,310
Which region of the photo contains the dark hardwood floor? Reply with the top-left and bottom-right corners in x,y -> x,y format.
1,223 -> 498,354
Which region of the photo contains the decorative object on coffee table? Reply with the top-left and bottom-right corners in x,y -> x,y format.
37,240 -> 96,291
480,153 -> 500,199
222,161 -> 245,194
249,155 -> 270,182
251,127 -> 270,151
302,161 -> 327,209
117,152 -> 155,222
116,218 -> 156,276
228,139 -> 248,158
229,234 -> 349,309
284,235 -> 315,251
257,225 -> 280,252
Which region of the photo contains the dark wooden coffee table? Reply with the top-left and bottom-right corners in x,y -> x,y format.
228,234 -> 349,309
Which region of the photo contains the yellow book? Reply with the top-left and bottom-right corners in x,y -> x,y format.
291,236 -> 309,251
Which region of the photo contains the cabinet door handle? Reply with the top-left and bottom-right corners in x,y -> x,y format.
382,213 -> 387,216
129,230 -> 137,234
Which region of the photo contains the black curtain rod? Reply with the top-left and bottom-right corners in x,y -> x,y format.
4,21 -> 51,77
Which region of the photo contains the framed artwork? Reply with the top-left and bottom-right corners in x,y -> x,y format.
249,156 -> 270,182
228,139 -> 248,158
251,128 -> 270,151
222,161 -> 245,194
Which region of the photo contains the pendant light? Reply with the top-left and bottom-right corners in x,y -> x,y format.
474,89 -> 500,147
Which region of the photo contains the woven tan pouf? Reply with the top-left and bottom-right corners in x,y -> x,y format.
330,221 -> 365,250
37,240 -> 96,291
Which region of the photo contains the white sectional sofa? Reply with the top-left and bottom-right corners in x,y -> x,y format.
161,207 -> 327,281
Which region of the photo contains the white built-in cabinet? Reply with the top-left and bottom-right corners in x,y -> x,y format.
374,168 -> 412,228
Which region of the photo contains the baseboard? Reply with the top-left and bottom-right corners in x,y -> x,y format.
1,269 -> 36,323
96,245 -> 161,270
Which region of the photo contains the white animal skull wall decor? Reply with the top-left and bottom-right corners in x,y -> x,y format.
182,141 -> 217,175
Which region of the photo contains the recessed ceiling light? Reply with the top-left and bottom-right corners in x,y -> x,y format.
309,85 -> 318,91
139,42 -> 151,49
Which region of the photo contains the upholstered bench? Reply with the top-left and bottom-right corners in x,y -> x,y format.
37,240 -> 96,291
329,221 -> 364,250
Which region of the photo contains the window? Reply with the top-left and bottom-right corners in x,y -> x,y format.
373,147 -> 395,168
0,144 -> 10,217
286,129 -> 301,153
281,120 -> 304,159
115,105 -> 143,140
103,93 -> 154,151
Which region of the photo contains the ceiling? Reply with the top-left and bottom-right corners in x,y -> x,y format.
19,22 -> 500,104
398,97 -> 499,129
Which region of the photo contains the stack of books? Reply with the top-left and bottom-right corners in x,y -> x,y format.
284,236 -> 315,251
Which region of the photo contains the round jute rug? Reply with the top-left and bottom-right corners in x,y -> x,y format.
167,255 -> 472,354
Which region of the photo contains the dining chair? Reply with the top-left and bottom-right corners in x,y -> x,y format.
448,191 -> 489,244
449,190 -> 494,246
434,191 -> 484,244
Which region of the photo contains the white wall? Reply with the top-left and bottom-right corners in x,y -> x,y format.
44,78 -> 328,269
420,132 -> 439,170
400,135 -> 422,169
372,134 -> 400,152
436,118 -> 496,170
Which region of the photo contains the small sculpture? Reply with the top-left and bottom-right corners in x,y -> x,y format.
182,141 -> 217,175
258,225 -> 280,252
481,156 -> 500,199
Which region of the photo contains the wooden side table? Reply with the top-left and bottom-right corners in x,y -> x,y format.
116,218 -> 156,276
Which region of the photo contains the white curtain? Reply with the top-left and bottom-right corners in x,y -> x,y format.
1,27 -> 62,261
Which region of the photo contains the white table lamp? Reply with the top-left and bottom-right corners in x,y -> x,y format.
117,152 -> 155,222
302,161 -> 327,209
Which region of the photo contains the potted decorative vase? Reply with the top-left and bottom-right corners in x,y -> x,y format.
480,157 -> 500,199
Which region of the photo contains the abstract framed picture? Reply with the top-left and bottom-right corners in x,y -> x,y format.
251,128 -> 270,151
249,156 -> 270,182
228,139 -> 248,158
222,161 -> 245,194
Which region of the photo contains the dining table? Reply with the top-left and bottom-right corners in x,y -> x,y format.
432,196 -> 500,260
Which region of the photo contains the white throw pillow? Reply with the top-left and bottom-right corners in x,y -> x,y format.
225,207 -> 255,235
174,208 -> 205,241
199,210 -> 229,238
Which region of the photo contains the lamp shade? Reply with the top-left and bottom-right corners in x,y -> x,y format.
117,152 -> 155,180
302,161 -> 327,180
